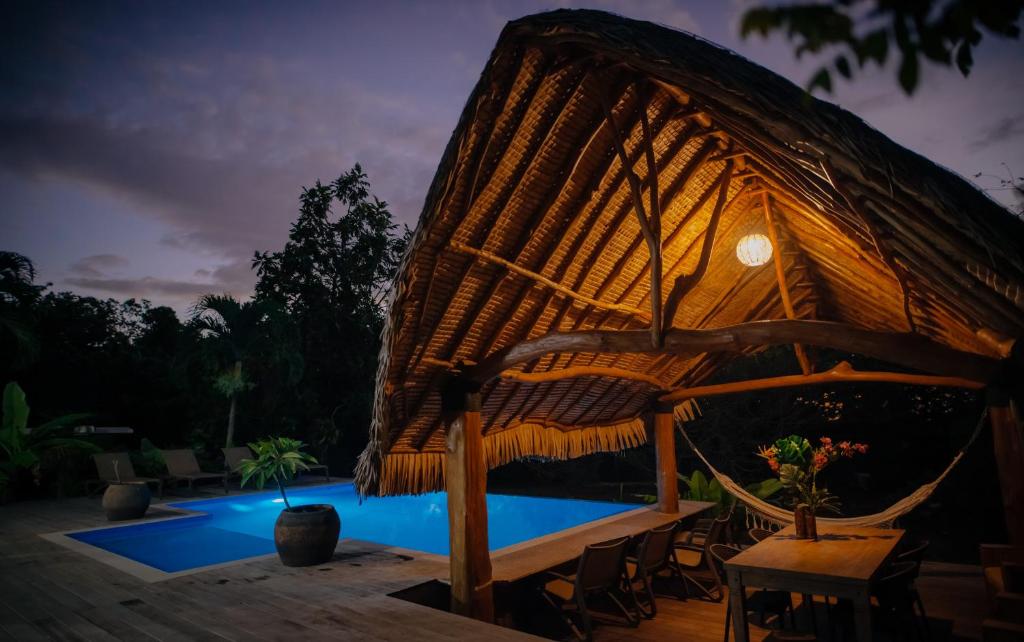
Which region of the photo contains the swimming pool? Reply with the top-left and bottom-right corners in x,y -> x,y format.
67,483 -> 640,573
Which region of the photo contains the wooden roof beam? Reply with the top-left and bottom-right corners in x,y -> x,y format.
662,160 -> 734,330
761,191 -> 813,375
659,360 -> 983,405
448,241 -> 650,319
465,319 -> 1004,385
601,79 -> 662,348
499,365 -> 670,389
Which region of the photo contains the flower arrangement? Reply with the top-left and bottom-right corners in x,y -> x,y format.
757,435 -> 868,515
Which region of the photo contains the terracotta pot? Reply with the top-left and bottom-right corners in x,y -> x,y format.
274,504 -> 340,567
102,482 -> 151,521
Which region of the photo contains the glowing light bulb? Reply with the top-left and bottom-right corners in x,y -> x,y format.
736,234 -> 773,267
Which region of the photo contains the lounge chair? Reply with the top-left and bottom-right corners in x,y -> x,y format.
541,536 -> 638,641
161,449 -> 227,494
710,543 -> 794,642
625,521 -> 685,618
222,445 -> 331,487
92,453 -> 164,497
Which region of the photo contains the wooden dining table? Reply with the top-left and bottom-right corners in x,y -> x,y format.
723,523 -> 905,642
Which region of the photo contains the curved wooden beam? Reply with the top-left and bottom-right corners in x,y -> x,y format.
448,241 -> 650,319
499,365 -> 670,389
659,361 -> 984,404
465,319 -> 1004,384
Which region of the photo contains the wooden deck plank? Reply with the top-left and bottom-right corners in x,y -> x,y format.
0,491 -> 990,641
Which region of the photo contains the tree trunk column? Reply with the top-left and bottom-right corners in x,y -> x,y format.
445,391 -> 494,622
989,388 -> 1024,546
654,403 -> 679,514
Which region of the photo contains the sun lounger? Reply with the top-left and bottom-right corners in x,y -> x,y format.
222,445 -> 330,486
160,449 -> 227,494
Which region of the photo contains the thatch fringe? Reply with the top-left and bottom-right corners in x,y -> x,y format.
374,399 -> 700,496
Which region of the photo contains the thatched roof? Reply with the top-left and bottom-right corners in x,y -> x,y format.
355,9 -> 1024,496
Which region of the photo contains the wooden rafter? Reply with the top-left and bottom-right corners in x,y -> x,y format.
499,365 -> 670,389
601,80 -> 663,347
662,159 -> 735,329
659,360 -> 983,404
761,191 -> 813,375
465,319 -> 1003,385
448,241 -> 650,319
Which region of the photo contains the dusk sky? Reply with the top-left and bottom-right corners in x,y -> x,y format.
2,1 -> 1022,315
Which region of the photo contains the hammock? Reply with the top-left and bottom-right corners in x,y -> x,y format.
677,407 -> 989,530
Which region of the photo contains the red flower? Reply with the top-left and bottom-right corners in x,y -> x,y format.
854,443 -> 869,454
812,452 -> 829,471
768,458 -> 780,473
820,437 -> 832,446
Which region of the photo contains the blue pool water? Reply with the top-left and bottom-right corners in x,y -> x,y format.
70,483 -> 639,572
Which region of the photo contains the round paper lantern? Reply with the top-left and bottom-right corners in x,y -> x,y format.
736,234 -> 773,267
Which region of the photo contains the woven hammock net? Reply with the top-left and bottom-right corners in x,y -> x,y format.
676,408 -> 988,530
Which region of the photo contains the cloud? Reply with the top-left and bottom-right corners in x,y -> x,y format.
969,114 -> 1024,152
68,253 -> 129,277
64,275 -> 223,298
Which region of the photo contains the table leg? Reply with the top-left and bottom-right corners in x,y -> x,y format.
726,569 -> 748,642
853,591 -> 872,642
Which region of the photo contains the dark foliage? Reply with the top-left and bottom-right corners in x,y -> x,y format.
741,0 -> 1023,94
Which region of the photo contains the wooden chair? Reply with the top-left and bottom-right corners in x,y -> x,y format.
92,452 -> 163,497
833,561 -> 924,641
710,543 -> 794,642
981,544 -> 1024,610
675,510 -> 731,601
541,536 -> 638,641
625,521 -> 683,618
748,527 -> 775,544
161,449 -> 226,494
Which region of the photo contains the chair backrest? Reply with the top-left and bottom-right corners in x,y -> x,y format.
161,449 -> 200,476
874,561 -> 918,611
709,543 -> 742,572
222,446 -> 253,472
703,513 -> 731,552
575,536 -> 631,593
635,522 -> 678,575
749,527 -> 774,543
93,452 -> 136,481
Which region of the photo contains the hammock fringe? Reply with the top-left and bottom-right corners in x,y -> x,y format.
678,407 -> 988,529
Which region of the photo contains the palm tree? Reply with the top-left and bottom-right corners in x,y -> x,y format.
0,252 -> 42,365
191,294 -> 283,448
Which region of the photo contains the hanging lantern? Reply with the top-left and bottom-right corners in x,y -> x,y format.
736,234 -> 772,267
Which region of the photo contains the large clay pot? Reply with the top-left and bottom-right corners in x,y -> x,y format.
274,504 -> 340,567
103,482 -> 151,521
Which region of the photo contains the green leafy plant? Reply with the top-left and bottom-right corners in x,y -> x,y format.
238,437 -> 318,510
638,469 -> 782,515
759,435 -> 868,514
1,382 -> 98,496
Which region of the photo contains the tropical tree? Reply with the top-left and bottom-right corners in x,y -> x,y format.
0,251 -> 43,366
740,0 -> 1023,94
253,164 -> 408,462
190,294 -> 300,449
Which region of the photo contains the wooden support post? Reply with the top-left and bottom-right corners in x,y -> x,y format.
445,391 -> 494,622
761,191 -> 813,375
654,403 -> 679,514
989,388 -> 1024,546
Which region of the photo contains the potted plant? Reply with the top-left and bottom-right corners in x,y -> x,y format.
239,437 -> 339,566
757,435 -> 868,539
102,459 -> 151,521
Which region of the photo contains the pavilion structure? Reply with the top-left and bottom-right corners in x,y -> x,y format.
356,10 -> 1024,621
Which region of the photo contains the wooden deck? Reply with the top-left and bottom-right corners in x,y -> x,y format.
0,486 -> 990,641
0,485 -> 536,641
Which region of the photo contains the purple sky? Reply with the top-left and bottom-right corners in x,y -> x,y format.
2,1 -> 1022,315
